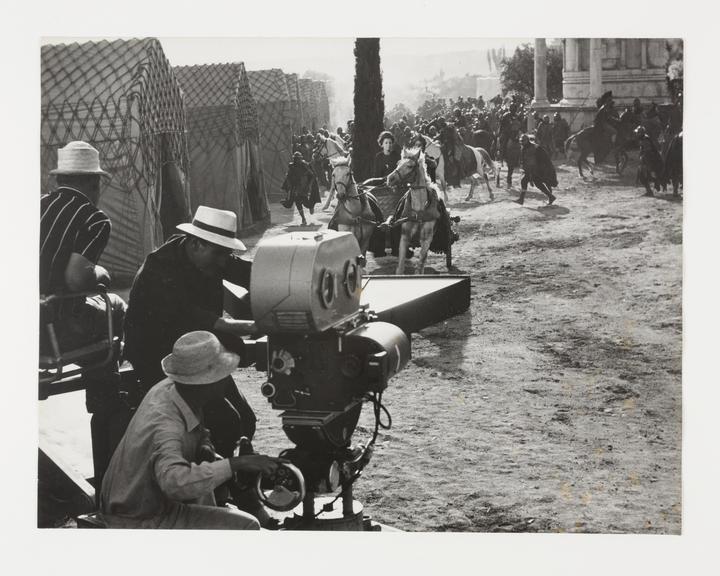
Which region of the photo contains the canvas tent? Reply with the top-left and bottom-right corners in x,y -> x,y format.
41,38 -> 190,284
285,73 -> 303,134
174,63 -> 269,234
247,69 -> 293,200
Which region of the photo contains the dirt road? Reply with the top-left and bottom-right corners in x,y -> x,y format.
39,158 -> 682,532
243,159 -> 682,533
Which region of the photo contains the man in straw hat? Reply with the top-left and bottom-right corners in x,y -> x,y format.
100,331 -> 285,529
123,205 -> 274,523
40,140 -> 130,490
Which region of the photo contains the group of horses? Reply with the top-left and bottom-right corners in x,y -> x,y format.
314,137 -> 457,275
563,114 -> 683,196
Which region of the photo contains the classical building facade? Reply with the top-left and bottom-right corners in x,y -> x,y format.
531,38 -> 675,131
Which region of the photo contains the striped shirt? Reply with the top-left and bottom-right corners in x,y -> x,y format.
40,186 -> 111,294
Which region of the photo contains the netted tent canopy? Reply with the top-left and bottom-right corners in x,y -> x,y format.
174,63 -> 269,233
247,69 -> 293,199
285,73 -> 302,135
298,78 -> 318,131
41,38 -> 190,284
313,81 -> 331,129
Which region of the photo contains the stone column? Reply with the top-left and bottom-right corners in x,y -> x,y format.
533,38 -> 549,107
565,38 -> 578,72
641,38 -> 648,70
619,39 -> 626,70
589,38 -> 603,102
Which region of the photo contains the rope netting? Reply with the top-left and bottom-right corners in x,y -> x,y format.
41,38 -> 190,283
247,69 -> 293,198
173,63 -> 269,229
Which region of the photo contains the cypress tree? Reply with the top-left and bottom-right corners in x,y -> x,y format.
352,38 -> 384,182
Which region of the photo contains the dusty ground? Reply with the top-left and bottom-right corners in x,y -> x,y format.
39,156 -> 682,533
242,157 -> 683,533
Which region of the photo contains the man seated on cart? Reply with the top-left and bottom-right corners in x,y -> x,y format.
40,141 -> 130,490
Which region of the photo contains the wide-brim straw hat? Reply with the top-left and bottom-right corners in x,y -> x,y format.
177,205 -> 246,251
50,141 -> 110,177
161,331 -> 239,385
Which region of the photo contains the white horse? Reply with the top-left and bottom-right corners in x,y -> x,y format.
423,138 -> 498,202
385,147 -> 442,275
328,156 -> 382,262
314,135 -> 348,209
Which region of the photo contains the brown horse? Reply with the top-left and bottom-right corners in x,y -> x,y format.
327,156 -> 384,262
564,116 -> 628,178
385,148 -> 442,275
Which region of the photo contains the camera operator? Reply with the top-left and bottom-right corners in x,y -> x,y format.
123,206 -> 273,525
100,331 -> 285,529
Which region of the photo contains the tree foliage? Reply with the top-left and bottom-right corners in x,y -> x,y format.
500,43 -> 564,103
352,38 -> 384,182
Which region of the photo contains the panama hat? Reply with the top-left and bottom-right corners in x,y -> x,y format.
50,141 -> 110,176
161,331 -> 239,385
177,206 -> 246,251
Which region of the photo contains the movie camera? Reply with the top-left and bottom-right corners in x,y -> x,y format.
233,230 -> 470,530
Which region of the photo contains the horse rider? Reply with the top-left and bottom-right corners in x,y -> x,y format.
281,152 -> 320,226
410,133 -> 437,183
438,122 -> 467,187
517,134 -> 558,205
662,92 -> 683,158
552,112 -> 570,155
453,108 -> 468,129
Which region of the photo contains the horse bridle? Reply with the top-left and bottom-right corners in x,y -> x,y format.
389,157 -> 423,189
333,167 -> 364,200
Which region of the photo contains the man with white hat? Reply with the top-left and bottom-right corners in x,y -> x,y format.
40,140 -> 130,491
100,331 -> 284,529
123,204 -> 273,520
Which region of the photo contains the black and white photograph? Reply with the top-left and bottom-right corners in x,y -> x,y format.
7,1 -> 718,574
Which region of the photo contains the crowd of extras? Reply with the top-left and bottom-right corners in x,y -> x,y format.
289,92 -> 683,205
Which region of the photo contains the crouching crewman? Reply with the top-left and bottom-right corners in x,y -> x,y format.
100,331 -> 284,529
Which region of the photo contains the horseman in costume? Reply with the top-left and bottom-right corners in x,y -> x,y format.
438,122 -> 467,188
592,90 -> 619,164
281,152 -> 320,226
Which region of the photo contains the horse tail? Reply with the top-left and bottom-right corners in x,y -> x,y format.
481,148 -> 497,177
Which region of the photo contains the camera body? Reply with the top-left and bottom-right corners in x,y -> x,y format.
250,231 -> 410,492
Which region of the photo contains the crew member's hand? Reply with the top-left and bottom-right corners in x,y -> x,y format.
214,317 -> 257,338
229,454 -> 287,477
95,265 -> 111,287
198,445 -> 219,463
